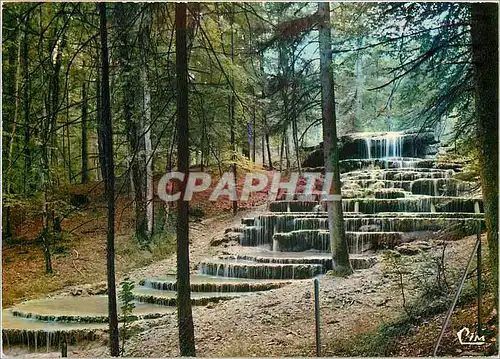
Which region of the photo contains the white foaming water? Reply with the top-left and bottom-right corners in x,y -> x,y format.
364,138 -> 372,160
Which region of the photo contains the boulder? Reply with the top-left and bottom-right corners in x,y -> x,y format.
210,232 -> 241,247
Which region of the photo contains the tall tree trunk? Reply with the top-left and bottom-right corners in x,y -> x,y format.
81,79 -> 89,184
318,2 -> 352,275
5,27 -> 23,237
95,62 -> 104,182
260,51 -> 273,170
66,81 -> 72,183
354,38 -> 363,132
142,59 -> 154,237
266,132 -> 273,169
23,11 -> 32,192
279,131 -> 285,171
230,4 -> 238,215
289,46 -> 302,174
471,3 -> 498,307
175,3 -> 196,356
252,91 -> 256,164
262,135 -> 266,167
50,14 -> 63,186
98,3 -> 120,356
284,127 -> 291,170
115,3 -> 148,243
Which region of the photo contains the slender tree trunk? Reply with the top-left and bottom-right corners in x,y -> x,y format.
115,3 -> 148,243
176,3 -> 196,356
279,132 -> 285,171
5,28 -> 23,238
284,127 -> 291,170
290,48 -> 302,174
266,132 -> 273,169
140,7 -> 154,237
66,82 -> 72,182
95,63 -> 104,182
353,38 -> 363,132
81,79 -> 89,184
230,4 -> 238,215
261,136 -> 265,167
50,16 -> 63,186
252,92 -> 256,164
318,2 -> 352,275
23,12 -> 32,192
260,52 -> 273,170
471,3 -> 498,307
98,3 -> 120,356
142,65 -> 154,236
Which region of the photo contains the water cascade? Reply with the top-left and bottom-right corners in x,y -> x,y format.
3,131 -> 484,351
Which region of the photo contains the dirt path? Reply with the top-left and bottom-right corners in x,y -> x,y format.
128,203 -> 269,281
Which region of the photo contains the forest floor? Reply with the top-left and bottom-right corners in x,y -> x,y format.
2,169 -> 274,307
4,206 -> 497,357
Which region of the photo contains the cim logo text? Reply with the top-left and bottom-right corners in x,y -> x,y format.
456,326 -> 486,345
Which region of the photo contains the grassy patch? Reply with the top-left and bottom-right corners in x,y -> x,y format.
332,321 -> 412,356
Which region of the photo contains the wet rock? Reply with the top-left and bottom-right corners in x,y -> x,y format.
225,226 -> 244,234
359,224 -> 381,232
395,241 -> 431,255
71,288 -> 85,296
210,232 -> 241,247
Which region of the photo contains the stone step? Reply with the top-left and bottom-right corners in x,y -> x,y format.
341,178 -> 477,197
132,286 -> 246,306
2,309 -> 107,347
273,230 -> 408,253
140,275 -> 289,293
339,158 -> 439,172
373,189 -> 409,199
342,197 -> 483,213
265,197 -> 483,215
342,168 -> 455,181
295,216 -> 484,233
198,259 -> 323,279
220,251 -> 377,270
7,295 -> 174,323
240,212 -> 484,246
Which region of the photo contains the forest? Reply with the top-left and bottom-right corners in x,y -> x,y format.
2,2 -> 498,357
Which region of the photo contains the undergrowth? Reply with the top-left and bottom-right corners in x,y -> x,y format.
328,241 -> 493,356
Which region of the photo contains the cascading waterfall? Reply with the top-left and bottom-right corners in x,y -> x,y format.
7,131 -> 486,351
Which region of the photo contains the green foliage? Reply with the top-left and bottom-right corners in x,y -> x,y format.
119,280 -> 136,356
119,280 -> 136,318
332,321 -> 411,356
189,206 -> 205,220
148,231 -> 176,261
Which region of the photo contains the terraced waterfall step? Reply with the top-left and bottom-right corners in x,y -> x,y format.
132,286 -> 248,306
2,310 -> 107,348
220,251 -> 377,270
6,295 -> 174,323
140,275 -> 290,292
296,215 -> 484,232
198,259 -> 323,279
273,230 -> 409,253
341,168 -> 455,181
342,197 -> 483,213
240,212 -> 484,246
339,157 -> 438,172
